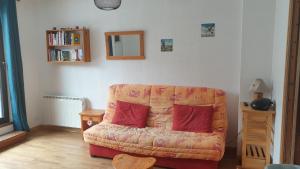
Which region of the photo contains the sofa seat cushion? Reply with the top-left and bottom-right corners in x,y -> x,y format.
83,122 -> 225,161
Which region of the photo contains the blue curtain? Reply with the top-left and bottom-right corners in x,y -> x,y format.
0,0 -> 29,131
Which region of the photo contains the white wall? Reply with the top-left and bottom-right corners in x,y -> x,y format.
272,0 -> 290,163
238,0 -> 276,155
17,0 -> 290,153
17,0 -> 243,146
17,1 -> 42,127
239,0 -> 290,161
240,0 -> 276,102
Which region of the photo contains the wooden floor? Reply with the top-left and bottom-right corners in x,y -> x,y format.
0,127 -> 237,169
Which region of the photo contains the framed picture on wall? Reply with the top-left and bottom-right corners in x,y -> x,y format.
201,23 -> 215,37
161,39 -> 173,52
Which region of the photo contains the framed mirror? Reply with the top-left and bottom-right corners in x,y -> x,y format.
105,31 -> 144,60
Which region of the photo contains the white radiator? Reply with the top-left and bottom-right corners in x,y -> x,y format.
43,96 -> 87,128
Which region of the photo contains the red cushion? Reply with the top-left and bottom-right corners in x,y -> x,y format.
172,104 -> 214,132
112,100 -> 150,128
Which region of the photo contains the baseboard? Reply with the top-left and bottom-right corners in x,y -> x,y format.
31,125 -> 80,133
0,131 -> 27,150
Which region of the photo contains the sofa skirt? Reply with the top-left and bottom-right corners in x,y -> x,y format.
89,144 -> 218,169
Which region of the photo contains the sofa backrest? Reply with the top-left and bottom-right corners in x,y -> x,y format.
103,84 -> 227,133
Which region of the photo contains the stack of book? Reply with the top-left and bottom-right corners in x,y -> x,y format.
48,31 -> 81,46
48,49 -> 84,62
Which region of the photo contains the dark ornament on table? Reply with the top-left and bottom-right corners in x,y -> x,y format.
250,98 -> 273,111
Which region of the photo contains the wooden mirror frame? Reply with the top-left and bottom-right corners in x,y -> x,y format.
105,31 -> 145,60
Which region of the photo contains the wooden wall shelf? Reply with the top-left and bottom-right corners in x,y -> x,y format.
46,28 -> 91,63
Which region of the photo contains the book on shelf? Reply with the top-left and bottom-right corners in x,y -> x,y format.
73,33 -> 80,45
48,31 -> 81,46
48,48 -> 84,62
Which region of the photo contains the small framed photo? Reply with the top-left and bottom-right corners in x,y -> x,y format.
161,39 -> 173,52
201,23 -> 215,37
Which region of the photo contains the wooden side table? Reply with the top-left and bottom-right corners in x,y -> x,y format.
79,109 -> 105,133
240,103 -> 275,169
112,154 -> 156,169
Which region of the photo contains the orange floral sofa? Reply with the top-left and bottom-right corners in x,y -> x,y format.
84,84 -> 227,169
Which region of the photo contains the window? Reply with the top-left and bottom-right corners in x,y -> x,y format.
0,21 -> 9,125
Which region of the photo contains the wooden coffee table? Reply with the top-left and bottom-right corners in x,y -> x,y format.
112,154 -> 156,169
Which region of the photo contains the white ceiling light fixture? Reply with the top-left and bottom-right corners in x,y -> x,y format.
94,0 -> 121,10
